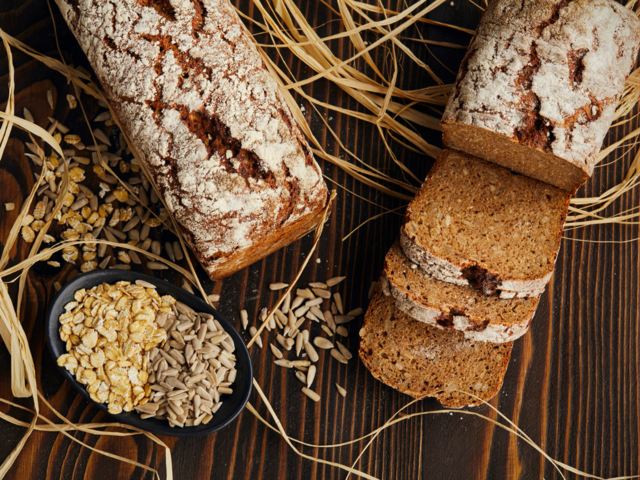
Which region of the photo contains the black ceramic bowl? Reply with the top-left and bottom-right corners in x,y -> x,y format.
46,269 -> 252,437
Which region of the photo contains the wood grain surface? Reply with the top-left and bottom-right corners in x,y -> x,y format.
0,0 -> 638,479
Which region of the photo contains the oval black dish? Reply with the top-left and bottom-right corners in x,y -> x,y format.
46,269 -> 252,437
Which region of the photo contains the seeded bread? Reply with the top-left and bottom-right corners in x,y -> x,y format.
383,241 -> 539,343
441,0 -> 640,192
359,286 -> 513,407
400,150 -> 570,299
56,0 -> 329,280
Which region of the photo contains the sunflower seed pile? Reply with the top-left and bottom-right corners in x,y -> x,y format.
242,276 -> 363,402
17,86 -> 184,276
140,299 -> 237,428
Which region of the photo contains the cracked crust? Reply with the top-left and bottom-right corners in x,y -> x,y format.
383,241 -> 539,343
359,285 -> 513,407
442,0 -> 639,192
56,0 -> 329,279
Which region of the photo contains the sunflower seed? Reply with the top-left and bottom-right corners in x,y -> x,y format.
94,111 -> 112,122
276,334 -> 291,351
110,264 -> 131,270
313,337 -> 333,350
321,325 -> 334,337
335,315 -> 355,325
312,288 -> 331,299
147,261 -> 168,270
281,293 -> 291,314
47,90 -> 54,109
151,240 -> 161,256
291,296 -> 304,310
297,288 -> 314,299
304,342 -> 319,362
173,241 -> 184,260
305,298 -> 323,308
336,341 -> 352,360
336,326 -> 348,337
347,307 -> 363,317
301,387 -> 320,402
308,282 -> 327,289
274,359 -> 292,368
240,310 -> 248,330
23,107 -> 34,123
165,241 -> 176,262
249,326 -> 263,348
306,365 -> 316,388
295,332 -> 304,356
326,277 -> 345,287
295,305 -> 309,317
98,256 -> 111,269
330,349 -> 348,364
334,293 -> 344,314
269,282 -> 289,291
270,344 -> 283,359
335,384 -> 347,397
295,371 -> 307,384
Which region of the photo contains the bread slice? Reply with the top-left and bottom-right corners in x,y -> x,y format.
441,0 -> 639,192
383,241 -> 539,343
400,150 -> 570,299
359,286 -> 513,408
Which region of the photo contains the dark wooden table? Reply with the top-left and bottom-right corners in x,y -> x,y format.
0,0 -> 638,479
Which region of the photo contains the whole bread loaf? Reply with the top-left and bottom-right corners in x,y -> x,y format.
56,0 -> 329,279
383,241 -> 539,343
359,286 -> 513,407
400,150 -> 570,299
442,0 -> 639,192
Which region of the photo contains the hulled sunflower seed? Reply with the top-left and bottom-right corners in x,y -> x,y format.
295,371 -> 307,384
336,326 -> 348,337
165,242 -> 175,262
270,344 -> 283,359
301,387 -> 320,402
282,293 -> 291,314
313,337 -> 333,350
307,365 -> 316,388
335,315 -> 355,325
240,310 -> 248,330
274,359 -> 292,368
321,325 -> 334,337
304,342 -> 319,362
290,296 -> 304,310
295,332 -> 304,356
335,384 -> 347,397
326,276 -> 346,287
173,241 -> 184,260
334,293 -> 344,314
330,349 -> 348,364
336,341 -> 352,360
147,261 -> 168,270
249,326 -> 263,348
269,282 -> 288,291
312,288 -> 332,299
347,308 -> 364,317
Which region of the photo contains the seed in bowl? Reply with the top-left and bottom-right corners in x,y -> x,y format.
56,280 -> 170,414
143,304 -> 237,427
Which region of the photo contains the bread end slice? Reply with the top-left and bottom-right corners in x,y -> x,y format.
359,286 -> 513,408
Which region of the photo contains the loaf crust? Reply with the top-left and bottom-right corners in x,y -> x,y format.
383,242 -> 539,343
442,0 -> 639,192
400,150 -> 570,299
56,0 -> 329,279
359,286 -> 513,407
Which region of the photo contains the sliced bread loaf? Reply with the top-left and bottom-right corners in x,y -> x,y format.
359,286 -> 513,407
400,150 -> 570,299
383,241 -> 539,343
441,0 -> 639,192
